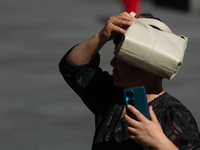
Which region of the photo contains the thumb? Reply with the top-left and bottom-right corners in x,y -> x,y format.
149,106 -> 158,123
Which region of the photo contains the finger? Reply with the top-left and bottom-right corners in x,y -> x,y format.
127,131 -> 137,140
111,24 -> 127,35
126,126 -> 137,137
117,12 -> 134,20
124,114 -> 138,128
149,106 -> 159,123
106,18 -> 129,34
110,13 -> 135,26
117,12 -> 137,23
111,17 -> 133,28
127,105 -> 147,122
126,125 -> 137,134
121,11 -> 132,17
106,13 -> 136,35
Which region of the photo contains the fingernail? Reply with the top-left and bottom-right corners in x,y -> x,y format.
129,22 -> 133,25
127,105 -> 132,108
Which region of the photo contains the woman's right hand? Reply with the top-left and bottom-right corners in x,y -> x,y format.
67,12 -> 135,66
99,12 -> 136,44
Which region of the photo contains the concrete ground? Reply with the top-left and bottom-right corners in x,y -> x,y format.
0,0 -> 200,150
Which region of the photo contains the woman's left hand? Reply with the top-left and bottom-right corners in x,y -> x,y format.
125,105 -> 178,150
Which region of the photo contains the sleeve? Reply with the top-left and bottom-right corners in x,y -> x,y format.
163,103 -> 200,150
59,45 -> 100,96
59,45 -> 122,115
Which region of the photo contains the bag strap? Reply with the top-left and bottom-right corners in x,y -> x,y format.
130,12 -> 188,48
130,12 -> 173,33
137,18 -> 173,33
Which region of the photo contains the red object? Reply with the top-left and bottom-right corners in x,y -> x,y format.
120,0 -> 141,14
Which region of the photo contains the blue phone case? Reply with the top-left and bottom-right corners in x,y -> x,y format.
123,86 -> 150,120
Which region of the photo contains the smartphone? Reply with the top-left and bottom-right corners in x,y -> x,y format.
123,86 -> 150,120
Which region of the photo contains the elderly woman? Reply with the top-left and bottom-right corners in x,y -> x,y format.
59,12 -> 200,150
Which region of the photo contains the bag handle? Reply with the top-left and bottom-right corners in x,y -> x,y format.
130,12 -> 188,46
130,12 -> 173,33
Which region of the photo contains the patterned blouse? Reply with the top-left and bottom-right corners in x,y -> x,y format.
59,46 -> 200,150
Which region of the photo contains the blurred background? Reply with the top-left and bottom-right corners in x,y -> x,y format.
0,0 -> 200,150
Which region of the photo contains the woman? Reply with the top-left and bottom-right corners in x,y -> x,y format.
59,12 -> 200,150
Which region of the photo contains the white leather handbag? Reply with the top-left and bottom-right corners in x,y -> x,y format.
115,12 -> 188,80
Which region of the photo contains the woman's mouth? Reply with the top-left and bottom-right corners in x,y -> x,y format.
112,70 -> 117,75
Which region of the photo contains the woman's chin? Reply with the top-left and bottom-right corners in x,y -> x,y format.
112,80 -> 125,88
112,79 -> 120,87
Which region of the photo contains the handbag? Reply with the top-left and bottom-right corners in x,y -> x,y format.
115,12 -> 188,80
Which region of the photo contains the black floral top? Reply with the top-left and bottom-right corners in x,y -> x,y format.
59,46 -> 200,150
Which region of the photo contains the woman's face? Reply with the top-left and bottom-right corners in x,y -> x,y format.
110,56 -> 147,88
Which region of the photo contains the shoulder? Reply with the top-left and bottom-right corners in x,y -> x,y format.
151,93 -> 200,149
151,92 -> 187,112
151,92 -> 197,126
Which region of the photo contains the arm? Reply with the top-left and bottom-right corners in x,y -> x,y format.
59,12 -> 134,114
125,105 -> 179,150
66,12 -> 135,66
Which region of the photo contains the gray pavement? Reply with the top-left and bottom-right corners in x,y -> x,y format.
0,0 -> 200,150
